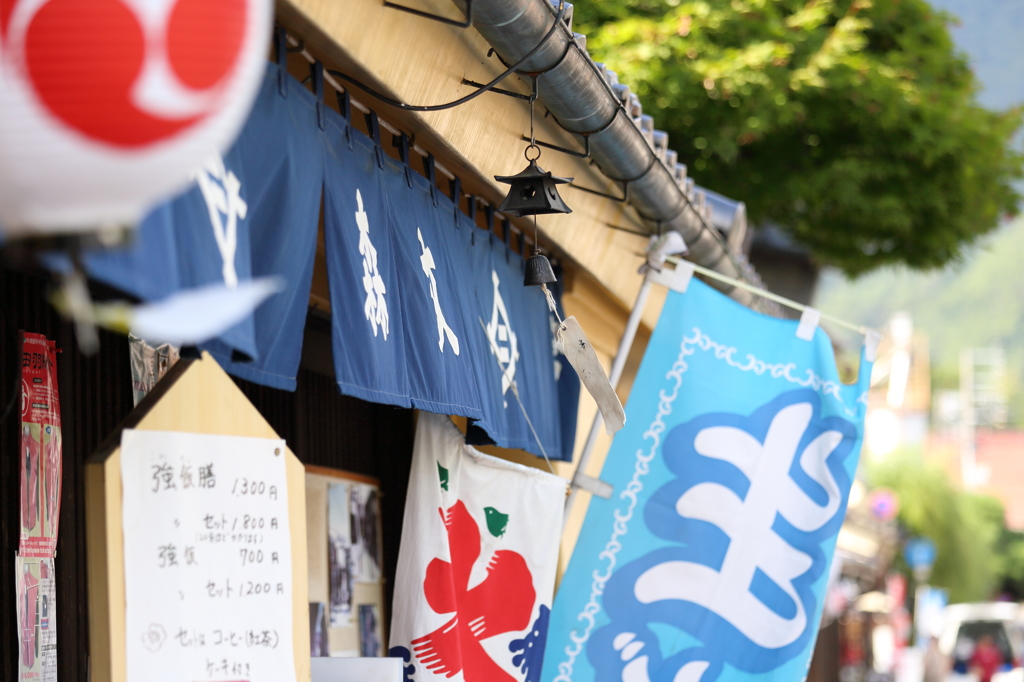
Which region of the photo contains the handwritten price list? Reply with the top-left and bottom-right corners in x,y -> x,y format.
121,430 -> 296,682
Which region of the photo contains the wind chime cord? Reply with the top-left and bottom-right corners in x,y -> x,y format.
530,87 -> 537,149
327,0 -> 567,113
542,284 -> 562,324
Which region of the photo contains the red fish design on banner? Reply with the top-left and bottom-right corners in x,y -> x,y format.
413,500 -> 536,682
391,413 -> 565,682
0,0 -> 272,236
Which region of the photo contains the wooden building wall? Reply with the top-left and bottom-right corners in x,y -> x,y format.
1,267 -> 134,682
0,266 -> 416,682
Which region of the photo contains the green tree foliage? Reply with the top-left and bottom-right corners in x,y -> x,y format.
971,494 -> 1024,599
573,0 -> 1023,275
868,450 -> 1024,602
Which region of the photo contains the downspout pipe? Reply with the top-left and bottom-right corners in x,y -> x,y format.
458,0 -> 755,305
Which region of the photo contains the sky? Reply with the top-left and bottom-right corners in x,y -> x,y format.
926,0 -> 1024,111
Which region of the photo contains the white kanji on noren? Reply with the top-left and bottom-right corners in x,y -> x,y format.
195,155 -> 247,289
485,270 -> 518,407
417,228 -> 459,355
355,189 -> 389,340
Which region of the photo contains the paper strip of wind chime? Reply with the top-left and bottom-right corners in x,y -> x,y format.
389,413 -> 566,682
542,270 -> 875,682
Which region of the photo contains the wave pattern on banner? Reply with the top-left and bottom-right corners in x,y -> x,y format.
689,328 -> 866,418
553,329 -> 699,682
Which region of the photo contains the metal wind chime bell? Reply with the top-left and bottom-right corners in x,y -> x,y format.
521,235 -> 558,286
494,96 -> 572,286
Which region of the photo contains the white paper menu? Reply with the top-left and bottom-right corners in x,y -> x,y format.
120,429 -> 296,682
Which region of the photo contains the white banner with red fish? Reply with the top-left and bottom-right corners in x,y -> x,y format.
390,413 -> 565,682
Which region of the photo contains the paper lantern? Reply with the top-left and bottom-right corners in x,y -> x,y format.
0,0 -> 272,238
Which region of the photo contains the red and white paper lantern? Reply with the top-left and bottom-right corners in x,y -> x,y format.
0,0 -> 272,238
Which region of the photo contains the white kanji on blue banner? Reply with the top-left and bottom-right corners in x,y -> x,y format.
543,278 -> 873,682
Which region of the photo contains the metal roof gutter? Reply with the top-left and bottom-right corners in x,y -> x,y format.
457,0 -> 758,305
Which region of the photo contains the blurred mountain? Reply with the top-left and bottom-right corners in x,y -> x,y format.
927,0 -> 1024,111
814,216 -> 1024,423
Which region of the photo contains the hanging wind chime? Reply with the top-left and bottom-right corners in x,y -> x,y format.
493,91 -> 627,436
494,90 -> 572,287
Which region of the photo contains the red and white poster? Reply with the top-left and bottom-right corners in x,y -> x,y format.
19,332 -> 62,559
15,555 -> 57,682
389,413 -> 566,682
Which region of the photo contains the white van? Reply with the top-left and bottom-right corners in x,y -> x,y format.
939,603 -> 1023,682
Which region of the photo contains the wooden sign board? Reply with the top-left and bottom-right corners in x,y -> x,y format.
85,353 -> 310,682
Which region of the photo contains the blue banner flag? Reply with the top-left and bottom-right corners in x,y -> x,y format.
322,105 -> 564,458
384,158 -> 485,420
72,60 -> 325,385
461,220 -> 563,459
74,57 -> 572,460
543,278 -> 872,682
71,138 -> 258,360
322,106 -> 410,406
202,61 -> 324,390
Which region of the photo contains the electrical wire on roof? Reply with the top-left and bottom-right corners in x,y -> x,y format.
327,0 -> 566,113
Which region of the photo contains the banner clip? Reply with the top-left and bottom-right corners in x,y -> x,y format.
648,260 -> 695,293
796,307 -> 821,341
572,473 -> 613,500
864,329 -> 882,362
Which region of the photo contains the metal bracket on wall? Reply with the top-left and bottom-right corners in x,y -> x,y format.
567,150 -> 659,204
382,0 -> 472,28
463,76 -> 591,157
519,105 -> 618,160
461,79 -> 532,101
520,134 -> 590,159
568,180 -> 628,203
572,472 -> 613,500
605,222 -> 650,237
